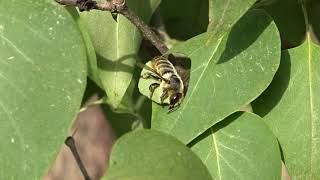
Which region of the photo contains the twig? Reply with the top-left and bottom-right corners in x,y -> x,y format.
65,136 -> 91,180
55,0 -> 168,54
120,7 -> 168,54
301,1 -> 310,33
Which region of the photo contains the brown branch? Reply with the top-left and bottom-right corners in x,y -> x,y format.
119,6 -> 168,54
65,136 -> 91,180
55,0 -> 168,54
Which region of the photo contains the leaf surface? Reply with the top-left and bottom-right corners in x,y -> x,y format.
192,112 -> 281,180
77,15 -> 102,88
0,1 -> 86,178
252,34 -> 320,179
103,129 -> 212,180
139,10 -> 280,143
207,0 -> 256,35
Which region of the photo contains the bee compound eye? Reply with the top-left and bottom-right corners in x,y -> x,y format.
170,93 -> 181,105
173,95 -> 177,100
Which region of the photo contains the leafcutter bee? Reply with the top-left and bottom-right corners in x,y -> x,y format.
141,55 -> 186,113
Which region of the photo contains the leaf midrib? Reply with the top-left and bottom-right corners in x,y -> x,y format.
307,33 -> 315,177
168,37 -> 224,133
112,16 -> 120,100
211,128 -> 222,180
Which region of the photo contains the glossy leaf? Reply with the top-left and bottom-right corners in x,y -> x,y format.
207,0 -> 256,35
139,10 -> 280,143
192,112 -> 281,180
80,0 -> 160,108
0,1 -> 86,179
252,34 -> 320,179
103,129 -> 213,180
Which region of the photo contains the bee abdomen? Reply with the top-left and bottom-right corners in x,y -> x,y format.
155,59 -> 171,66
159,68 -> 174,76
153,57 -> 175,76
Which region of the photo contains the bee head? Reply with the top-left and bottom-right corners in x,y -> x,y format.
168,92 -> 183,113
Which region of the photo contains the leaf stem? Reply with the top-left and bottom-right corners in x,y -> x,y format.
301,1 -> 310,33
55,0 -> 168,54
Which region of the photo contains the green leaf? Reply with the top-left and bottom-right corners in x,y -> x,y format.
191,112 -> 281,180
207,0 -> 256,35
139,10 -> 280,144
80,0 -> 160,108
259,0 -> 306,48
77,15 -> 102,88
103,129 -> 213,180
252,34 -> 320,179
0,1 -> 87,179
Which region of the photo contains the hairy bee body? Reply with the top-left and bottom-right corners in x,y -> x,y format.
142,56 -> 185,112
152,57 -> 184,92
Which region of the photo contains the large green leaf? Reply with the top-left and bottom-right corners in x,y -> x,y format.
252,34 -> 320,179
207,0 -> 256,34
192,112 -> 281,180
139,10 -> 280,144
0,1 -> 86,179
81,0 -> 160,108
103,129 -> 212,180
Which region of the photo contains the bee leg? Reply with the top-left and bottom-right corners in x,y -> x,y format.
141,72 -> 162,82
168,104 -> 180,114
149,83 -> 160,99
160,90 -> 168,104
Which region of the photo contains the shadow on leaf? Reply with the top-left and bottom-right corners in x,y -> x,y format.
188,112 -> 243,147
252,50 -> 291,117
217,10 -> 272,64
97,54 -> 138,73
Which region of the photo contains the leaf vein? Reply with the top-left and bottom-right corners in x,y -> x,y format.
0,72 -> 27,98
0,34 -> 34,64
0,101 -> 25,150
168,37 -> 223,133
212,129 -> 222,180
307,34 -> 315,176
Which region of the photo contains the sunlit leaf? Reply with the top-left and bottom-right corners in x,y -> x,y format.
139,10 -> 280,144
252,34 -> 320,179
0,1 -> 86,178
207,0 -> 256,35
192,112 -> 281,180
103,130 -> 213,180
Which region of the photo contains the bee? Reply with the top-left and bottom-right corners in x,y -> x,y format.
141,56 -> 185,113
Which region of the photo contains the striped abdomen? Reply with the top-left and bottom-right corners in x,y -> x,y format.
152,56 -> 176,77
